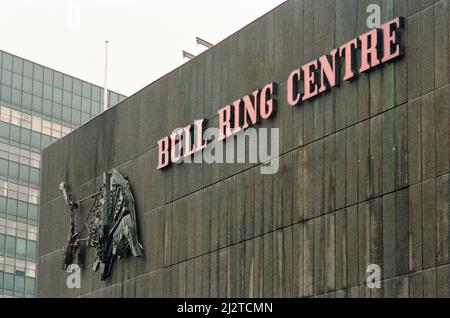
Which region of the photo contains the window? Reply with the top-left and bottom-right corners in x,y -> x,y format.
92,86 -> 100,101
53,88 -> 62,103
22,92 -> 32,110
52,103 -> 62,119
3,52 -> 13,70
25,277 -> 35,294
82,82 -> 91,98
7,198 -> 17,216
73,78 -> 81,95
43,68 -> 53,85
82,97 -> 91,113
23,77 -> 32,93
32,96 -> 42,112
0,233 -> 4,253
1,85 -> 12,103
33,64 -> 43,82
27,240 -> 36,259
72,110 -> 81,125
30,168 -> 39,186
4,273 -> 14,291
15,273 -> 25,293
2,70 -> 12,87
19,165 -> 30,184
28,204 -> 38,222
21,128 -> 30,145
63,75 -> 72,91
43,84 -> 52,100
81,112 -> 90,124
63,91 -> 72,107
33,80 -> 43,96
18,200 -> 27,218
12,73 -> 22,89
31,132 -> 41,149
16,237 -> 26,256
5,235 -> 15,255
53,72 -> 63,88
23,60 -> 33,78
13,56 -> 23,74
12,88 -> 22,106
72,94 -> 81,110
42,99 -> 52,117
0,196 -> 6,212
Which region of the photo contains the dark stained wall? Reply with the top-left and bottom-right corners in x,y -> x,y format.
37,0 -> 450,297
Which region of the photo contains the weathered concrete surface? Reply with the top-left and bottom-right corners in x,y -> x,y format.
38,0 -> 450,297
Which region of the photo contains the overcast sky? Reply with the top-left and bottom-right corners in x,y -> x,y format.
1,0 -> 285,96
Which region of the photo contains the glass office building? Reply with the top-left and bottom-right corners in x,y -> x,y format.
0,50 -> 126,297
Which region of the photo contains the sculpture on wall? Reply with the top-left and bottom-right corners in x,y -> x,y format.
60,169 -> 144,280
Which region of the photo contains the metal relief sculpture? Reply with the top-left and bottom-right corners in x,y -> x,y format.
60,169 -> 144,280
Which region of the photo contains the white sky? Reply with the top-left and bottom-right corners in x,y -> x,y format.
1,0 -> 285,96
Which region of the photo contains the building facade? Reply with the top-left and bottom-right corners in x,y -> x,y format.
0,50 -> 126,297
38,0 -> 450,298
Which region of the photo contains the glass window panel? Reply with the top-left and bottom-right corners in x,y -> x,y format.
53,72 -> 63,88
0,158 -> 8,177
32,96 -> 42,112
29,168 -> 39,186
20,128 -> 31,145
81,112 -> 90,124
53,88 -> 62,103
92,85 -> 100,101
1,69 -> 12,86
15,274 -> 25,293
22,92 -> 32,110
9,161 -> 19,181
13,56 -> 23,74
42,99 -> 52,117
33,64 -> 43,82
23,77 -> 32,93
30,132 -> 40,149
27,240 -> 36,259
91,101 -> 100,116
16,237 -> 26,255
33,80 -> 43,96
82,97 -> 91,113
43,84 -> 52,100
18,201 -> 27,218
43,68 -> 53,85
1,85 -> 12,103
0,196 -> 6,211
52,103 -> 62,119
12,73 -> 22,89
73,78 -> 81,95
72,94 -> 81,110
25,277 -> 35,294
41,135 -> 52,148
28,204 -> 37,221
32,117 -> 41,132
10,126 -> 20,143
63,74 -> 72,91
72,110 -> 81,125
23,60 -> 33,78
63,91 -> 72,107
62,106 -> 71,123
4,273 -> 14,291
82,82 -> 91,98
5,235 -> 15,255
3,53 -> 13,70
19,165 -> 29,184
12,88 -> 21,106
0,233 -> 4,253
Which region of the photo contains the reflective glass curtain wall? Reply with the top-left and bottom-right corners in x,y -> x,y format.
0,50 -> 126,297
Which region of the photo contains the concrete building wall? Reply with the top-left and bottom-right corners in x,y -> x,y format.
37,0 -> 450,297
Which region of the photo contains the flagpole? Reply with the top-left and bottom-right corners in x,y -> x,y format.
103,40 -> 109,111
